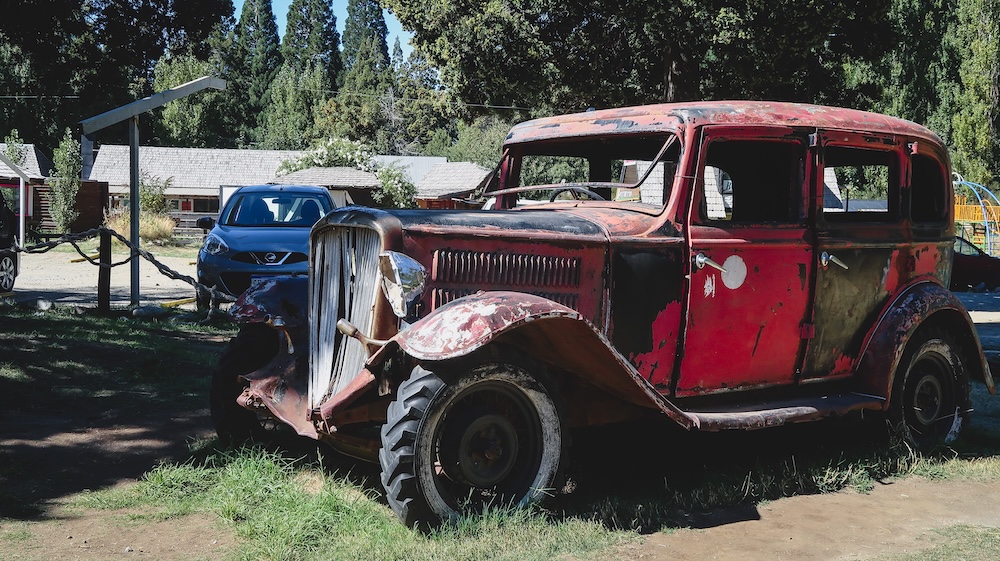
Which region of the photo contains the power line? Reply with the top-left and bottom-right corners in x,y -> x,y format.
0,95 -> 80,99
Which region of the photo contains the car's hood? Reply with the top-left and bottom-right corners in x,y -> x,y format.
210,224 -> 311,252
320,204 -> 667,243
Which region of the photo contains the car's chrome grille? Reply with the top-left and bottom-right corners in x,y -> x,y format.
308,225 -> 382,408
232,251 -> 307,265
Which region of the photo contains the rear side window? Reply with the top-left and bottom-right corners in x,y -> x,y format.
911,153 -> 948,223
822,147 -> 899,221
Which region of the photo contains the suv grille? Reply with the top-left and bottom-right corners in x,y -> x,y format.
308,226 -> 381,408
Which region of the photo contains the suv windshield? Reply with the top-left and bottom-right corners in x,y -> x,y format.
223,192 -> 330,227
503,134 -> 680,205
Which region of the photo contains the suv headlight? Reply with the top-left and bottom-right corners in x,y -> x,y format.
379,251 -> 426,318
203,233 -> 229,255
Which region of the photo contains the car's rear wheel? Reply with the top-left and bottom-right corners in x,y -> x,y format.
210,324 -> 279,446
0,254 -> 15,292
888,328 -> 971,452
380,357 -> 565,528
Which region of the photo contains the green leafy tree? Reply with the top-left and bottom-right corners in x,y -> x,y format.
283,0 -> 343,88
950,0 -> 1000,186
168,0 -> 234,57
1,130 -> 26,209
139,173 -> 171,214
393,50 -> 455,154
386,0 -> 892,112
422,116 -> 512,168
342,0 -> 389,71
152,53 -> 230,147
48,129 -> 82,233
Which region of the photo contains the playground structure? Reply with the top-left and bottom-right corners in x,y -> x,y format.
955,174 -> 1000,256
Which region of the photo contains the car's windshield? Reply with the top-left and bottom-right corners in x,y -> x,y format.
501,134 -> 680,205
223,192 -> 330,227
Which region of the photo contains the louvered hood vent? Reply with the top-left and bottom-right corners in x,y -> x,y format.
431,249 -> 582,310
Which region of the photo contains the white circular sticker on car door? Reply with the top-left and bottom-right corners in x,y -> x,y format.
721,255 -> 747,290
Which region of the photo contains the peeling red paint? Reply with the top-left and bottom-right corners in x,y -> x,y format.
630,301 -> 682,385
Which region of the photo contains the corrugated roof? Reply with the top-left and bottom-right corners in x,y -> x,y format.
415,161 -> 491,199
89,145 -> 305,195
0,144 -> 53,179
270,166 -> 379,188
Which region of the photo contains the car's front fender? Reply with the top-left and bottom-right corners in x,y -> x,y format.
370,291 -> 698,429
230,275 -> 309,328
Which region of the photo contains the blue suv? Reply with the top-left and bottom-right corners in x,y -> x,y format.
195,184 -> 335,308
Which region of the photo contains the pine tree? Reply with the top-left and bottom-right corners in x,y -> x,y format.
283,0 -> 343,89
342,0 -> 389,71
315,35 -> 391,150
232,0 -> 282,143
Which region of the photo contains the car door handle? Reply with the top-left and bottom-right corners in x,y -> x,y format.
694,252 -> 727,273
821,251 -> 849,270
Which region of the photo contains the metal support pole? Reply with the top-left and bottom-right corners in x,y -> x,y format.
98,229 -> 111,314
129,115 -> 140,306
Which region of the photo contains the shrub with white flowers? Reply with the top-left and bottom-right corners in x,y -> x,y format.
277,137 -> 416,208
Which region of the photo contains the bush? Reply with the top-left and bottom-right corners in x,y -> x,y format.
103,207 -> 176,244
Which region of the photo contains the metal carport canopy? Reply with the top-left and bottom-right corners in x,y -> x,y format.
80,76 -> 226,306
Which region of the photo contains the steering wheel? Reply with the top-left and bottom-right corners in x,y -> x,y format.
548,186 -> 607,202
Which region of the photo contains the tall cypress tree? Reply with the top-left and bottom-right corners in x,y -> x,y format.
169,0 -> 235,57
283,0 -> 343,89
342,0 -> 389,71
232,0 -> 282,143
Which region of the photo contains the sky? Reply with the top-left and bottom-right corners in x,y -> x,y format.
231,0 -> 414,58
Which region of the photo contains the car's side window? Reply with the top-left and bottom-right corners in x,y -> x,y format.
822,146 -> 899,221
911,153 -> 948,224
698,140 -> 805,224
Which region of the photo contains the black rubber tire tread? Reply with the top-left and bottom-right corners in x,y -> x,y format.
210,324 -> 279,446
379,365 -> 445,529
888,326 -> 972,452
379,350 -> 567,529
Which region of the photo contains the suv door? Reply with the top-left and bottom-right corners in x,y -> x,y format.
803,133 -> 906,379
677,130 -> 813,396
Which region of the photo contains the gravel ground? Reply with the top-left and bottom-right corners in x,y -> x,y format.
4,249 -> 199,309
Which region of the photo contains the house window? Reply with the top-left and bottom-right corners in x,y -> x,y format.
193,198 -> 219,213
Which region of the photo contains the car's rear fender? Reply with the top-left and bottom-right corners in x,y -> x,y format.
855,280 -> 995,401
367,291 -> 697,429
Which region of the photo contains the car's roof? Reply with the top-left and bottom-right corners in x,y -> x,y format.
235,184 -> 333,195
506,101 -> 941,146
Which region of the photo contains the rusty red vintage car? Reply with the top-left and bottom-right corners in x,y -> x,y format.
212,101 -> 995,528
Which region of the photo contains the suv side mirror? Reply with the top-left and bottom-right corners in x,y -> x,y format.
196,216 -> 216,230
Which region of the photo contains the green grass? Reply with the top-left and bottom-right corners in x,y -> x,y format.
44,236 -> 201,260
75,447 -> 632,561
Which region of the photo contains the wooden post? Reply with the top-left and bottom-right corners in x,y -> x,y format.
98,229 -> 110,314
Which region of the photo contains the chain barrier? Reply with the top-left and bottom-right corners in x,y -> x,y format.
9,227 -> 236,305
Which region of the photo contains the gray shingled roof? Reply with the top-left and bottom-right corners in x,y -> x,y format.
88,145 -> 306,196
374,155 -> 447,184
270,166 -> 379,188
0,144 -> 53,179
415,162 -> 491,200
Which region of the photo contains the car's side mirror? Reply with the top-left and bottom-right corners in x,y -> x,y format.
196,216 -> 216,230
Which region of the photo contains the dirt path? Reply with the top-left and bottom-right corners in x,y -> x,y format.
628,478 -> 1000,561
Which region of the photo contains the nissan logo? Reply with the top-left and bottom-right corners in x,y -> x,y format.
265,252 -> 278,263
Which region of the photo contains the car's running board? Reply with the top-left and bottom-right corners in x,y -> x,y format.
683,393 -> 885,431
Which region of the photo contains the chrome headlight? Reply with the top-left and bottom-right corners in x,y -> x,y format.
202,233 -> 229,255
379,251 -> 426,318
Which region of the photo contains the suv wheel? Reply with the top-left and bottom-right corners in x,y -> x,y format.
380,359 -> 564,528
0,254 -> 14,292
889,328 -> 971,452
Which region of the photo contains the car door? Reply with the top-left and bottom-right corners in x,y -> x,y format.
802,132 -> 907,379
676,129 -> 814,396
